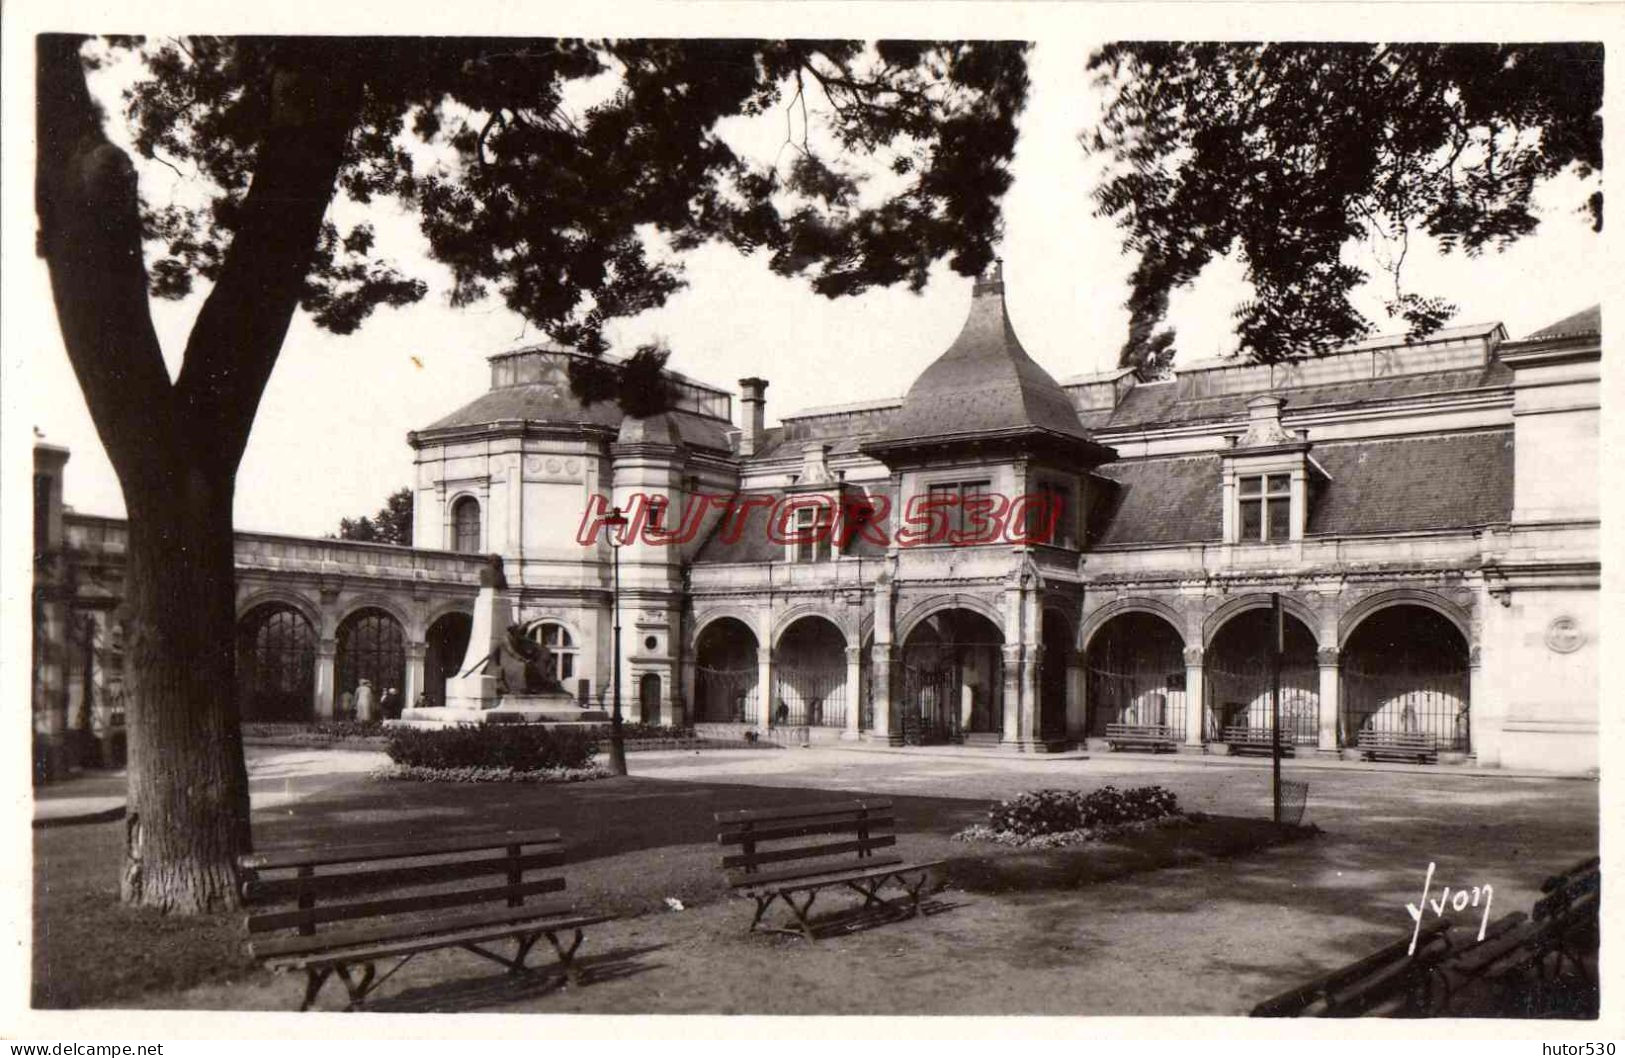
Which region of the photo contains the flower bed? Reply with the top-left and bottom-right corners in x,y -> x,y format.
368,763 -> 610,784
385,724 -> 597,771
954,785 -> 1185,848
242,720 -> 387,749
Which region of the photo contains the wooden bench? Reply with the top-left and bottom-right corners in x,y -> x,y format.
1251,919 -> 1459,1017
1434,857 -> 1600,1010
238,827 -> 614,1011
1104,723 -> 1179,753
1224,726 -> 1296,757
1357,729 -> 1439,763
716,799 -> 943,941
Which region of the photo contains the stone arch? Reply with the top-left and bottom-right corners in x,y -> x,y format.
236,587 -> 322,633
1080,596 -> 1188,654
772,605 -> 852,649
692,606 -> 767,647
1338,588 -> 1473,650
1203,593 -> 1321,650
895,594 -> 1006,644
335,594 -> 416,641
520,613 -> 584,647
422,598 -> 475,633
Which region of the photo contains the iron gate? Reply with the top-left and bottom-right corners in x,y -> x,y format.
901,663 -> 962,744
1341,662 -> 1469,751
1086,663 -> 1188,740
773,666 -> 847,727
695,665 -> 759,724
1203,658 -> 1319,745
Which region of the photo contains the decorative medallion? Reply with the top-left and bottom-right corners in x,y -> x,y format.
1545,615 -> 1585,654
546,457 -> 562,474
565,458 -> 581,474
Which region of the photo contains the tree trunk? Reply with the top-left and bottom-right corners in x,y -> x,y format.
36,35 -> 363,913
120,463 -> 251,912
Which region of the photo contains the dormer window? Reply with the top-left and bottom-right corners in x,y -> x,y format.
1238,473 -> 1292,542
1220,395 -> 1324,545
793,503 -> 835,563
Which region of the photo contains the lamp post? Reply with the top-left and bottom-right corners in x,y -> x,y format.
603,505 -> 630,776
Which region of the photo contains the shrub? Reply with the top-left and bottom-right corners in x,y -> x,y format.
385,724 -> 598,771
581,722 -> 696,742
986,785 -> 1180,837
371,763 -> 609,784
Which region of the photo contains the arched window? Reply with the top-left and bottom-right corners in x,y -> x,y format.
236,605 -> 317,721
452,496 -> 481,553
530,621 -> 578,684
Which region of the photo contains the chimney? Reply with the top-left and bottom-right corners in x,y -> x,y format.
738,377 -> 768,457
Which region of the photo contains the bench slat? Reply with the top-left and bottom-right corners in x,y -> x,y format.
729,857 -> 943,894
718,815 -> 896,847
243,849 -> 565,904
723,835 -> 896,871
1251,920 -> 1452,1017
714,800 -> 893,826
260,909 -> 618,972
238,827 -> 563,871
246,877 -> 566,934
251,897 -> 585,960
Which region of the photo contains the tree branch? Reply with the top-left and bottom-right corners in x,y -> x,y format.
35,33 -> 177,488
173,41 -> 365,468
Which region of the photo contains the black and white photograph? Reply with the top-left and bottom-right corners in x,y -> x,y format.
4,0 -> 1616,1040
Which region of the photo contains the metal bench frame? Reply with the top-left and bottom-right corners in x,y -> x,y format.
1104,723 -> 1179,753
716,799 -> 942,941
1356,729 -> 1439,764
1223,725 -> 1297,757
238,827 -> 613,1011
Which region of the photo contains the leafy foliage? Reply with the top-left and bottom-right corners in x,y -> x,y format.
1086,42 -> 1603,369
114,36 -> 1031,402
385,723 -> 598,770
334,486 -> 414,545
986,785 -> 1181,837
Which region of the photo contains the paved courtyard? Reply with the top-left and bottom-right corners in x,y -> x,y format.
39,745 -> 1597,1015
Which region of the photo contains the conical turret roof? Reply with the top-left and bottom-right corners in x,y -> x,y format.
865,264 -> 1107,459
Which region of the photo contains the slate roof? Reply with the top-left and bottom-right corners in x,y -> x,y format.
1090,429 -> 1513,546
868,268 -> 1098,448
422,382 -> 733,452
1080,364 -> 1511,433
1522,305 -> 1600,341
691,486 -> 893,564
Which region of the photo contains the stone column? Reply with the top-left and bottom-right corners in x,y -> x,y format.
843,645 -> 863,740
1316,647 -> 1341,752
757,646 -> 774,730
1183,647 -> 1205,747
315,638 -> 337,719
1468,645 -> 1488,765
871,644 -> 897,744
403,642 -> 427,715
1065,659 -> 1087,741
1001,643 -> 1024,745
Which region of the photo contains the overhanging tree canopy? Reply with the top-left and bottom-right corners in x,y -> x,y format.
1086,42 -> 1603,374
35,33 -> 1030,912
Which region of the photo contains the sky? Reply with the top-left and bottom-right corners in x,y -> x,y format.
12,18 -> 1609,539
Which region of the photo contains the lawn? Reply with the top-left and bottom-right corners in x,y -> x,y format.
33,771 -> 1304,1009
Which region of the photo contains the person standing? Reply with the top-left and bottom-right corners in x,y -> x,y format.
354,678 -> 377,723
380,686 -> 401,720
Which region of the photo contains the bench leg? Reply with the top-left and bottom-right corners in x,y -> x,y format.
544,928 -> 585,986
334,962 -> 378,1012
298,967 -> 333,1013
786,891 -> 819,941
748,892 -> 780,933
898,871 -> 931,917
845,878 -> 886,908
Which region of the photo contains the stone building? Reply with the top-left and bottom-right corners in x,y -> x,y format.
32,269 -> 1600,774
